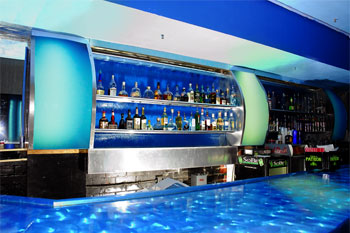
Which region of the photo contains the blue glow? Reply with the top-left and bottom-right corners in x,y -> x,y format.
33,36 -> 93,149
325,90 -> 347,141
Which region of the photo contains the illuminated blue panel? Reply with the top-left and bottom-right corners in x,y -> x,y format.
33,36 -> 93,149
325,90 -> 347,141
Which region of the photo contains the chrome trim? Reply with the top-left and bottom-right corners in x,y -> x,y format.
88,146 -> 237,174
87,43 -> 97,149
31,29 -> 88,44
95,128 -> 237,134
96,95 -> 238,109
28,36 -> 35,149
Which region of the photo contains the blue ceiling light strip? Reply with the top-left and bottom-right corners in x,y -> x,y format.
109,0 -> 349,71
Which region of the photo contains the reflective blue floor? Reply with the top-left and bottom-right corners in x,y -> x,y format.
1,167 -> 349,232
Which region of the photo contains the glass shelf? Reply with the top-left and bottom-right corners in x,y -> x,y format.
270,108 -> 329,116
95,128 -> 238,134
96,95 -> 241,110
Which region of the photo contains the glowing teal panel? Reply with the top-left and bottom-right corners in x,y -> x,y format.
325,90 -> 347,141
233,71 -> 268,145
33,36 -> 92,149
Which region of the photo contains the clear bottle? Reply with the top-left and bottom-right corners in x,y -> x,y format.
194,109 -> 200,131
211,113 -> 217,131
205,111 -> 211,130
118,113 -> 125,129
230,85 -> 237,107
216,90 -> 221,105
153,118 -> 163,130
200,108 -> 205,130
131,82 -> 141,97
200,85 -> 205,103
189,112 -> 196,131
175,111 -> 182,130
225,88 -> 230,105
99,111 -> 108,129
167,108 -> 176,131
154,82 -> 162,100
223,112 -> 229,131
180,87 -> 188,102
173,85 -> 181,101
97,71 -> 105,95
217,112 -> 223,131
147,119 -> 153,130
267,91 -> 272,110
141,107 -> 147,130
126,109 -> 133,130
205,86 -> 210,103
108,75 -> 117,96
188,83 -> 194,103
194,84 -> 201,103
220,90 -> 227,105
229,112 -> 235,131
163,84 -> 173,100
183,113 -> 189,131
143,86 -> 154,99
133,107 -> 141,130
108,110 -> 118,129
210,84 -> 216,104
161,107 -> 168,130
118,81 -> 128,97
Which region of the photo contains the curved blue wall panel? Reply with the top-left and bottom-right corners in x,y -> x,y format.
325,90 -> 347,141
33,36 -> 93,149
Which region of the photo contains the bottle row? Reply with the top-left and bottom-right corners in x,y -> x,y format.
267,90 -> 327,114
268,113 -> 329,133
96,71 -> 241,106
98,107 -> 242,131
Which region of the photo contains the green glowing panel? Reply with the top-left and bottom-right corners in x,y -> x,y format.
233,71 -> 268,145
33,36 -> 93,149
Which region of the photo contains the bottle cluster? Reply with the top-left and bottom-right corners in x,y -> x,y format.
99,107 -> 241,131
267,90 -> 327,114
96,71 -> 241,106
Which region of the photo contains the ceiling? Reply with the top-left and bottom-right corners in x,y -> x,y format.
0,0 -> 349,86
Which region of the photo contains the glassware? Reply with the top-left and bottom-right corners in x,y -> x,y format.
220,89 -> 226,105
133,107 -> 141,130
225,88 -> 230,105
131,82 -> 141,97
229,112 -> 235,131
188,83 -> 194,103
210,83 -> 216,104
205,111 -> 211,130
163,84 -> 173,100
205,86 -> 210,103
126,109 -> 133,129
118,81 -> 128,97
183,113 -> 189,131
217,112 -> 223,131
180,87 -> 188,102
147,120 -> 153,130
223,111 -> 229,131
108,110 -> 118,129
216,90 -> 220,105
189,112 -> 195,131
108,74 -> 117,96
161,107 -> 168,130
141,107 -> 147,130
194,84 -> 201,103
211,113 -> 217,130
175,111 -> 183,131
118,113 -> 125,129
200,85 -> 205,103
143,86 -> 154,99
167,109 -> 177,131
194,109 -> 200,131
154,82 -> 162,100
200,108 -> 205,130
153,118 -> 163,130
96,70 -> 105,95
173,85 -> 181,101
99,111 -> 108,129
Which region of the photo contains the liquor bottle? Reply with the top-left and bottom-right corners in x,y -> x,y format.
205,111 -> 211,130
281,92 -> 286,110
154,82 -> 162,100
108,75 -> 117,96
175,111 -> 182,130
225,88 -> 230,105
220,90 -> 227,105
205,86 -> 210,103
118,113 -> 125,129
211,113 -> 217,130
189,112 -> 196,131
96,71 -> 105,95
267,91 -> 272,110
118,81 -> 128,97
194,109 -> 200,130
126,109 -> 133,130
99,111 -> 109,129
167,108 -> 177,131
217,112 -> 223,131
180,87 -> 189,102
210,83 -> 216,104
229,112 -> 235,131
183,113 -> 189,130
153,118 -> 163,130
200,108 -> 205,130
173,85 -> 181,101
133,107 -> 141,130
289,95 -> 294,111
200,85 -> 205,103
194,84 -> 201,103
216,90 -> 220,105
143,86 -> 154,99
230,86 -> 237,107
161,107 -> 168,130
188,83 -> 194,103
141,107 -> 147,130
271,91 -> 276,109
223,112 -> 229,131
163,84 -> 173,100
108,110 -> 118,129
147,120 -> 153,130
131,82 -> 141,97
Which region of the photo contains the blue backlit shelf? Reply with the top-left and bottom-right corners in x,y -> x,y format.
96,95 -> 240,110
95,128 -> 238,134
